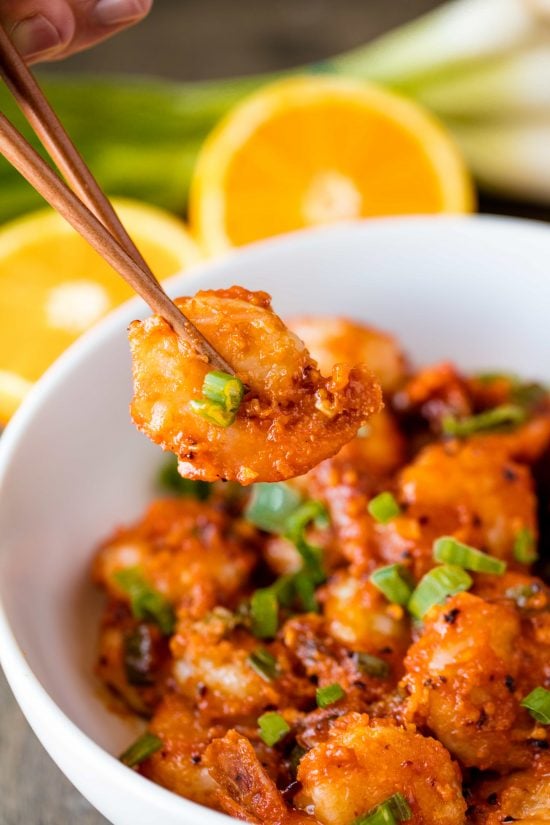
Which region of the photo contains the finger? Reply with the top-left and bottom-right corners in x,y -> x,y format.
0,0 -> 76,62
58,0 -> 153,61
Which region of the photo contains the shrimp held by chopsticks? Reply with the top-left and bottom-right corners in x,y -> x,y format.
128,286 -> 382,484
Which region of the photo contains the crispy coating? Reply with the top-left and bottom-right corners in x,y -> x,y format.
296,713 -> 466,825
403,592 -> 548,771
129,289 -> 382,484
468,754 -> 550,823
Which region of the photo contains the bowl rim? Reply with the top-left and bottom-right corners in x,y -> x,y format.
1,212 -> 550,822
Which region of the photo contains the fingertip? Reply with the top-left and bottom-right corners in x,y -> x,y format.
8,3 -> 75,63
94,0 -> 153,27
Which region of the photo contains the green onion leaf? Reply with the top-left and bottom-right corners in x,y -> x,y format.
248,648 -> 280,682
370,564 -> 414,605
353,793 -> 412,825
442,404 -> 526,438
433,536 -> 506,575
316,683 -> 346,708
202,371 -> 244,414
119,732 -> 163,767
157,455 -> 211,500
250,589 -> 279,639
189,398 -> 236,427
367,492 -> 401,524
357,653 -> 391,679
292,571 -> 319,613
513,527 -> 538,564
408,565 -> 473,620
520,686 -> 550,724
245,482 -> 302,534
258,711 -> 290,747
114,568 -> 175,635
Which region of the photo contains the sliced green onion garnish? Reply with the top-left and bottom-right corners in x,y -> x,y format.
258,711 -> 290,746
316,683 -> 346,708
353,793 -> 412,825
513,527 -> 538,564
250,588 -> 279,639
370,564 -> 414,606
114,567 -> 175,635
292,571 -> 319,613
433,536 -> 506,575
286,500 -> 330,539
520,686 -> 550,724
157,455 -> 211,499
367,492 -> 401,524
245,482 -> 302,534
408,565 -> 473,620
248,648 -> 279,682
189,398 -> 236,427
119,732 -> 163,767
442,404 -> 526,438
202,370 -> 244,414
357,653 -> 390,679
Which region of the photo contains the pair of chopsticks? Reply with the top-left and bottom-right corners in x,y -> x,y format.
0,24 -> 233,375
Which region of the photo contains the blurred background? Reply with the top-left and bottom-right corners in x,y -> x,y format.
1,1 -> 549,822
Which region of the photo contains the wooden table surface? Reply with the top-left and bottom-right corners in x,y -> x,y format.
1,2 -> 547,823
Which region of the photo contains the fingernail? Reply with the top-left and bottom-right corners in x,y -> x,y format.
11,14 -> 62,59
95,0 -> 148,26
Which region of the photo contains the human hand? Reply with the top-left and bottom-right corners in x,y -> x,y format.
0,0 -> 153,63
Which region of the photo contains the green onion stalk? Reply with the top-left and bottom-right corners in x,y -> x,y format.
2,0 -> 550,225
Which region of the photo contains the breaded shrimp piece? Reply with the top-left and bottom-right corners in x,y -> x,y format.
468,754 -> 550,824
403,592 -> 544,771
140,692 -> 222,808
93,498 -> 257,616
322,569 -> 411,679
295,713 -> 466,825
205,730 -> 317,824
375,440 -> 537,579
128,288 -> 382,485
393,361 -> 472,431
171,610 -> 313,722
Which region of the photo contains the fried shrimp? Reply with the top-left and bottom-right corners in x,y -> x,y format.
128,288 -> 382,485
295,713 -> 466,825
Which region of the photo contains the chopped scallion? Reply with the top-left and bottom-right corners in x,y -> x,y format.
442,404 -> 526,438
245,482 -> 302,534
367,492 -> 401,524
250,588 -> 279,639
202,370 -> 244,414
114,567 -> 175,635
258,711 -> 290,747
370,564 -> 414,606
433,536 -> 506,574
188,398 -> 235,427
520,686 -> 550,724
353,793 -> 412,825
248,648 -> 279,682
408,565 -> 472,620
316,683 -> 346,708
357,653 -> 391,679
119,732 -> 163,767
157,455 -> 211,499
513,527 -> 538,564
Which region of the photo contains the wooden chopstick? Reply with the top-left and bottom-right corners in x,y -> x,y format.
0,24 -> 234,375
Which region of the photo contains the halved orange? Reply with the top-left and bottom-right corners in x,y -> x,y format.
0,198 -> 201,424
190,76 -> 475,254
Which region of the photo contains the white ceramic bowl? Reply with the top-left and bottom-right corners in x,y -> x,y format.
1,216 -> 549,825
